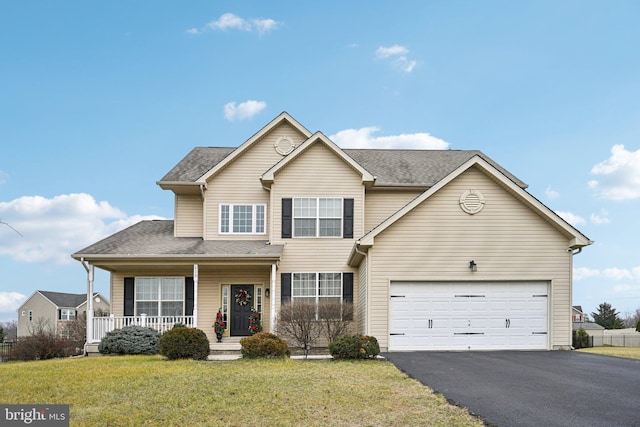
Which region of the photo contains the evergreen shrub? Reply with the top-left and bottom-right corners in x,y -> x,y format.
98,326 -> 160,355
329,334 -> 380,359
159,327 -> 210,360
240,332 -> 290,358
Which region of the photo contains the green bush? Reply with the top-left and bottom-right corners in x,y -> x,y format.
572,328 -> 590,349
240,332 -> 290,359
98,326 -> 160,355
636,320 -> 640,332
159,327 -> 210,360
329,334 -> 380,359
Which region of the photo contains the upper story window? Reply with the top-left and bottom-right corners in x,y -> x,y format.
220,204 -> 266,234
60,309 -> 76,321
293,198 -> 342,237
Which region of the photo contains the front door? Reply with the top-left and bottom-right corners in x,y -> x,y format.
230,285 -> 254,336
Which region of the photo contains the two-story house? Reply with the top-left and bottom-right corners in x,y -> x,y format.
72,112 -> 591,352
17,290 -> 110,338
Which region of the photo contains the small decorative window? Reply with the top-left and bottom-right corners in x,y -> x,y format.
220,204 -> 266,234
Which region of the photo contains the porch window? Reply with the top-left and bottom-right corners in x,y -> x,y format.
135,277 -> 184,316
220,204 -> 266,234
293,198 -> 342,237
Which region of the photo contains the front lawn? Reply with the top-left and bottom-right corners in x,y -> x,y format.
0,356 -> 482,426
577,346 -> 640,360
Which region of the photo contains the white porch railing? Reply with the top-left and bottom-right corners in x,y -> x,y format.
91,314 -> 195,343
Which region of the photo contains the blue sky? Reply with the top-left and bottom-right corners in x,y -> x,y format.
1,1 -> 639,322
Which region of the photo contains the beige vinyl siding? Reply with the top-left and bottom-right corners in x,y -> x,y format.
174,194 -> 203,237
204,122 -> 307,240
367,166 -> 574,350
110,267 -> 272,344
270,142 -> 363,313
364,189 -> 422,233
17,293 -> 56,337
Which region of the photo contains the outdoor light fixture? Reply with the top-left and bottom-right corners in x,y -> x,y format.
265,288 -> 270,297
469,260 -> 477,272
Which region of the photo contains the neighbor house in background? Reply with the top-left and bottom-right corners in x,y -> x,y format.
17,291 -> 110,337
572,305 -> 585,323
73,112 -> 592,352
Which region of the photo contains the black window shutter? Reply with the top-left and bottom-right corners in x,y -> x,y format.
343,198 -> 354,238
281,273 -> 292,303
58,309 -> 62,320
185,277 -> 194,316
282,198 -> 292,238
124,277 -> 135,316
343,272 -> 354,320
74,310 -> 78,319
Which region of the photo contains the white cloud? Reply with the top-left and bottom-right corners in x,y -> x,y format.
589,144 -> 640,200
0,193 -> 163,265
590,209 -> 610,224
545,186 -> 559,199
0,292 -> 26,313
224,100 -> 267,122
375,45 -> 418,73
188,13 -> 280,35
375,45 -> 409,59
330,127 -> 450,150
555,210 -> 587,227
574,266 -> 640,281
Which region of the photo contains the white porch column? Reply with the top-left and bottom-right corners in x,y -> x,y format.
193,264 -> 199,328
270,263 -> 277,333
86,263 -> 94,343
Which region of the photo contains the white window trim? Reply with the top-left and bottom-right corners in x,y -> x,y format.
291,272 -> 344,304
292,197 -> 343,238
219,203 -> 267,235
134,277 -> 185,317
60,308 -> 76,321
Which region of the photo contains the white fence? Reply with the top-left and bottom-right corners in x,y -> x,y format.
92,315 -> 194,343
592,334 -> 640,348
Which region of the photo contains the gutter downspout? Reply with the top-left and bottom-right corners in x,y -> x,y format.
79,257 -> 94,355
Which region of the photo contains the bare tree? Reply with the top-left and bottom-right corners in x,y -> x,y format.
317,301 -> 354,343
277,301 -> 322,358
622,308 -> 640,329
1,320 -> 17,341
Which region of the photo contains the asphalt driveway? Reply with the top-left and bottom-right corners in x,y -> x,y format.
384,351 -> 640,427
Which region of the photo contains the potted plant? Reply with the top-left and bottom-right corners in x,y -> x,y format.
213,309 -> 226,342
248,308 -> 262,335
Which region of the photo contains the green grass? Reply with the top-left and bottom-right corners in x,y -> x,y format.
0,356 -> 482,426
577,346 -> 640,360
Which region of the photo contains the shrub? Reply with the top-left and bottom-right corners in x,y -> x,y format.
12,318 -> 81,361
572,328 -> 590,349
318,301 -> 354,344
159,327 -> 210,360
98,326 -> 160,355
240,332 -> 289,359
636,320 -> 640,333
248,308 -> 262,335
277,301 -> 322,357
329,335 -> 380,360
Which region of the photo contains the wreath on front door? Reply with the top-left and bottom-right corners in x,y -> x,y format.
235,289 -> 251,306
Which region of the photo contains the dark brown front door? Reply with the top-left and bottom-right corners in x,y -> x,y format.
230,285 -> 254,336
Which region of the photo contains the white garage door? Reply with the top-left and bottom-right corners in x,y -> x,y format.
389,282 -> 548,351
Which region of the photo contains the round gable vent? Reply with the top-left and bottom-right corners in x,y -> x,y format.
460,189 -> 485,215
274,136 -> 295,155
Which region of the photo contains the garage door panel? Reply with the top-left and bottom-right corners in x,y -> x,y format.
389,281 -> 548,351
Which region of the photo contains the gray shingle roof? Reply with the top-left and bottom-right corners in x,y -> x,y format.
72,220 -> 283,259
158,147 -> 526,188
40,291 -> 88,308
159,147 -> 235,182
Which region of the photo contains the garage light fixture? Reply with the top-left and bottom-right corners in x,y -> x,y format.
469,260 -> 477,272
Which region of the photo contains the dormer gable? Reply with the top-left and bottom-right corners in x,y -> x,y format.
260,131 -> 375,188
